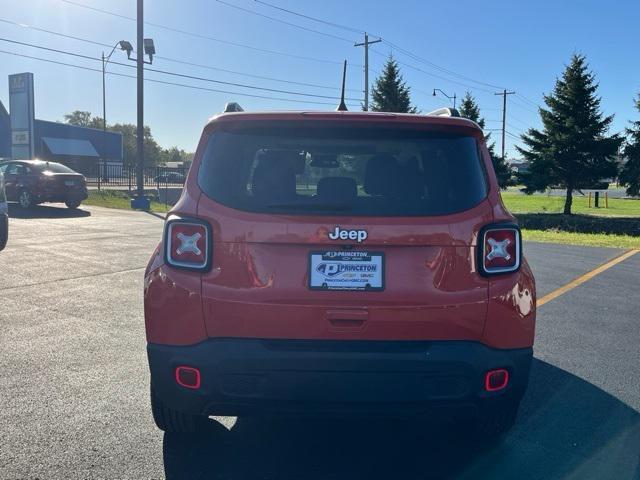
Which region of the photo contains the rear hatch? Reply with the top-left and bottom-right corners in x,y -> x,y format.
39,163 -> 85,192
52,173 -> 84,189
196,119 -> 492,341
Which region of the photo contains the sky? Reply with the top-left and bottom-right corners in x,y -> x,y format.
0,0 -> 639,158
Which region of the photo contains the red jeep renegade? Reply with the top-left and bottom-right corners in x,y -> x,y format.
144,108 -> 536,437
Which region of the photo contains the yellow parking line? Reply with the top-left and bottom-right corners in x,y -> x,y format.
538,249 -> 640,307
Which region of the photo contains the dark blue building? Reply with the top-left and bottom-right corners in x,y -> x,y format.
33,119 -> 123,174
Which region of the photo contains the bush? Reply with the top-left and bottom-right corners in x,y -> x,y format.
515,213 -> 640,236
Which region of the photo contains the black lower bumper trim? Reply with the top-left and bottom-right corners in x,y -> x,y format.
148,339 -> 533,417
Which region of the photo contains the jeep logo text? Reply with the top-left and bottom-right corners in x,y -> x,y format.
328,226 -> 368,243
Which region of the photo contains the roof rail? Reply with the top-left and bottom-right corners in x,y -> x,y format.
223,102 -> 244,113
427,107 -> 460,117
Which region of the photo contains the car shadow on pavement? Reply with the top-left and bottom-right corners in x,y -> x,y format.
162,359 -> 640,480
7,203 -> 91,219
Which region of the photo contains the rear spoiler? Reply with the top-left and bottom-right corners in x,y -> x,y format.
427,107 -> 460,117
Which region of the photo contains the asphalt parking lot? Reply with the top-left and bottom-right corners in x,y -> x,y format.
0,204 -> 638,480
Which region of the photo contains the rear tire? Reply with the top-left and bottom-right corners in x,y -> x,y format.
473,401 -> 519,440
65,200 -> 81,209
150,386 -> 208,433
18,189 -> 33,209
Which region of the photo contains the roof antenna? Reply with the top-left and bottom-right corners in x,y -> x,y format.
336,60 -> 348,111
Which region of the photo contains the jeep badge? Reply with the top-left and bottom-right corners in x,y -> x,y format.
328,226 -> 368,243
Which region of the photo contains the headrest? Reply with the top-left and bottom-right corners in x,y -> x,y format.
251,155 -> 296,203
316,176 -> 358,203
364,153 -> 401,196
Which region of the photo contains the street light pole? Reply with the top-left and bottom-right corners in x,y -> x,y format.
101,42 -> 130,189
433,88 -> 457,109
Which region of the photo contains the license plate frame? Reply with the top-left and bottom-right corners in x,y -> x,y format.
308,251 -> 385,292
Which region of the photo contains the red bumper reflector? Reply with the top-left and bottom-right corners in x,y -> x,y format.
175,366 -> 201,389
485,369 -> 509,392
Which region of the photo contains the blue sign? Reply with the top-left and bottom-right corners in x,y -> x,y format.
9,73 -> 35,159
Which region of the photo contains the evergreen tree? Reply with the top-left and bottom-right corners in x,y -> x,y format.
458,92 -> 512,188
370,56 -> 417,113
619,94 -> 640,196
458,92 -> 485,129
517,54 -> 622,214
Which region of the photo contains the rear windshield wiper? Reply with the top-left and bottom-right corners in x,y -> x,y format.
266,202 -> 353,211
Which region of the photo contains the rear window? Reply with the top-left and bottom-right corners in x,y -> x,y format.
198,124 -> 487,216
37,162 -> 76,174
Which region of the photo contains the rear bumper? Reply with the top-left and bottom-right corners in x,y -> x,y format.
148,339 -> 532,418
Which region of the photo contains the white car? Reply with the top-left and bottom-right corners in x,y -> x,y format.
0,170 -> 8,251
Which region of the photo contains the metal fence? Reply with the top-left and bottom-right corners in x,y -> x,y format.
85,164 -> 188,190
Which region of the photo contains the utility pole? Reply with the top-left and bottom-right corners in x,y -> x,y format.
101,51 -> 105,190
354,33 -> 381,111
494,89 -> 516,160
136,0 -> 145,205
130,1 -> 155,208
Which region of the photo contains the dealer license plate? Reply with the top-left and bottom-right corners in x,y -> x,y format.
309,251 -> 384,291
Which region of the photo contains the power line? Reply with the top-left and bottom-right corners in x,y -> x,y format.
511,97 -> 539,114
0,17 -> 360,93
156,56 -> 361,92
0,37 -> 362,102
251,0 -> 507,91
214,0 -> 354,43
381,40 -> 506,91
61,0 -> 506,94
507,113 -> 531,127
144,64 -> 362,101
516,93 -> 540,108
59,0 -> 362,67
0,18 -> 111,49
370,48 -> 495,94
0,48 -> 355,107
506,131 -> 521,141
254,0 -> 365,34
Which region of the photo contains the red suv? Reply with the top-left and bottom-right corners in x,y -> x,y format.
0,160 -> 88,209
144,110 -> 536,437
